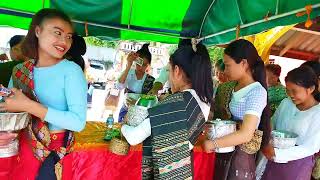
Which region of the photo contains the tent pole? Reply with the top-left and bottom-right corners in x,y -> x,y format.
197,0 -> 216,38
198,3 -> 320,41
235,0 -> 243,24
0,7 -> 34,17
128,0 -> 134,29
275,0 -> 279,15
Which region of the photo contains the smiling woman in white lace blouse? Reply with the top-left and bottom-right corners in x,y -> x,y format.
262,66 -> 320,180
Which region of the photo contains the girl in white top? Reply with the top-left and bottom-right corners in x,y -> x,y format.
117,44 -> 154,94
117,44 -> 155,122
262,66 -> 320,180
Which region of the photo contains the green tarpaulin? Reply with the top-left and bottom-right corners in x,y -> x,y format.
1,0 -> 319,45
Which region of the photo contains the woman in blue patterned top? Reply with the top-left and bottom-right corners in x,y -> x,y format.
204,39 -> 270,180
121,43 -> 213,179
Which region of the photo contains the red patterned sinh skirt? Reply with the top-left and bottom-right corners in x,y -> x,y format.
0,129 -> 68,180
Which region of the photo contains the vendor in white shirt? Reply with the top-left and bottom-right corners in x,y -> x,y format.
121,43 -> 213,179
116,44 -> 155,122
262,66 -> 320,180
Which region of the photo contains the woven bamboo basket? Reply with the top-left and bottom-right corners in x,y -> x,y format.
109,135 -> 129,156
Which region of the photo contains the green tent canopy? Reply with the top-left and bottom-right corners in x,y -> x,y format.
1,0 -> 319,45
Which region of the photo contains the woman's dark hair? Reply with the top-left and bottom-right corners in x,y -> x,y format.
224,39 -> 271,148
265,64 -> 281,77
266,64 -> 281,82
9,35 -> 25,48
300,61 -> 320,78
214,58 -> 225,72
178,39 -> 192,48
170,43 -> 213,104
66,34 -> 86,71
21,8 -> 73,60
136,43 -> 152,64
285,66 -> 320,102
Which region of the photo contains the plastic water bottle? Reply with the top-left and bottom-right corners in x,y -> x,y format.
106,114 -> 114,129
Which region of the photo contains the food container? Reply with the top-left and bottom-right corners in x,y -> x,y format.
0,139 -> 19,158
271,130 -> 298,149
109,137 -> 129,156
126,105 -> 149,127
0,112 -> 30,131
125,95 -> 157,126
0,112 -> 30,157
206,119 -> 236,153
135,95 -> 158,108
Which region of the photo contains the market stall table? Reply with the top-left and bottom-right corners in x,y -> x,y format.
0,122 -> 215,180
66,122 -> 215,179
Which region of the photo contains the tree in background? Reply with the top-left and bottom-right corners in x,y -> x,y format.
84,36 -> 224,65
84,36 -> 118,49
207,46 -> 224,64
